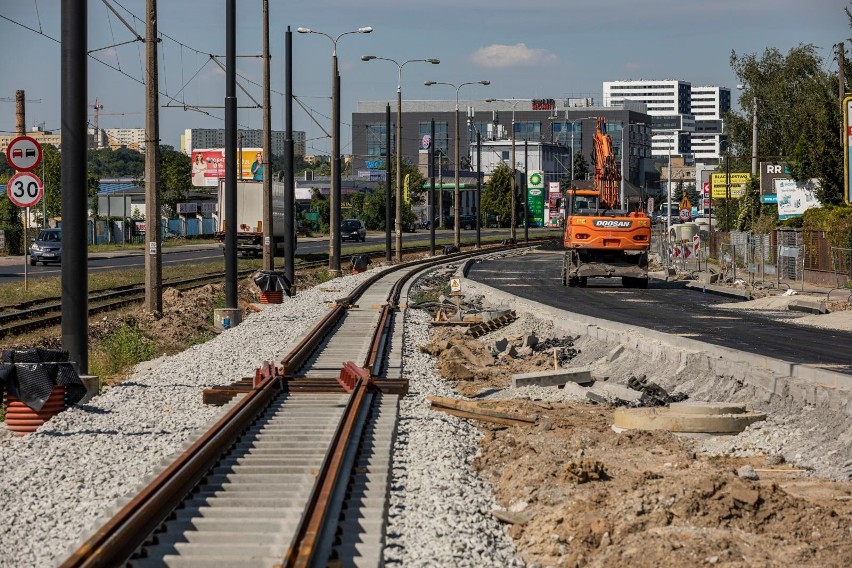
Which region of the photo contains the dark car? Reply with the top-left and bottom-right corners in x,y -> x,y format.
30,228 -> 62,265
340,218 -> 366,242
458,215 -> 477,230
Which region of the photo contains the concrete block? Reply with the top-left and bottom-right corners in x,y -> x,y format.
695,271 -> 720,284
512,367 -> 593,388
685,281 -> 752,300
788,298 -> 827,315
77,375 -> 100,405
213,308 -> 242,331
606,345 -> 625,362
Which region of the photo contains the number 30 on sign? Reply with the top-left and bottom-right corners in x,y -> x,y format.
6,171 -> 43,208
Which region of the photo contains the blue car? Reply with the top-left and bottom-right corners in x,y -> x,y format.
30,228 -> 62,265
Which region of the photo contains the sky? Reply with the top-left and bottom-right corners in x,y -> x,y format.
0,0 -> 848,157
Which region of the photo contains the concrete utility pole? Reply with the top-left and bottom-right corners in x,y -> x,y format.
61,0 -> 89,373
510,112 -> 516,240
839,42 -> 846,144
261,0 -> 273,270
144,0 -> 162,313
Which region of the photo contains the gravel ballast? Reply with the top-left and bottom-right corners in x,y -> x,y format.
0,262 -> 522,568
0,268 -> 382,568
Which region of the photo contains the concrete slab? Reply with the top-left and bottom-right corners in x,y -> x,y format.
511,367 -> 593,388
685,281 -> 752,300
613,406 -> 766,433
788,298 -> 828,314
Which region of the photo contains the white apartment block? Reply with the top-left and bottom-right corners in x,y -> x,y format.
181,128 -> 306,157
103,128 -> 147,150
603,80 -> 695,158
690,86 -> 730,163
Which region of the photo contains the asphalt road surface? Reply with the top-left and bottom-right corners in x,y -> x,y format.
468,250 -> 852,375
0,228 -> 548,281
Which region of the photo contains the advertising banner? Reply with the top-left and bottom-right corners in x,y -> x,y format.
710,172 -> 750,199
191,148 -> 264,187
547,181 -> 562,226
776,178 -> 821,220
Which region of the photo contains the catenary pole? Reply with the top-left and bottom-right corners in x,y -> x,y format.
430,119 -> 436,255
224,0 -> 237,308
385,103 -> 391,262
262,0 -> 273,270
284,26 -> 295,288
476,130 -> 481,249
61,0 -> 88,372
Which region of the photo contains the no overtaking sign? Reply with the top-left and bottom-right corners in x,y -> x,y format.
5,135 -> 43,171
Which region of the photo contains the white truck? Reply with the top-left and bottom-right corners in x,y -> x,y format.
216,179 -> 297,257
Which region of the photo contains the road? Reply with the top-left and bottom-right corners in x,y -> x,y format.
467,250 -> 852,375
0,228 -> 554,281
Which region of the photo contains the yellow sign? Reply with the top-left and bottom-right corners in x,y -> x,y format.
679,196 -> 691,210
450,278 -> 461,292
710,173 -> 750,199
403,173 -> 411,204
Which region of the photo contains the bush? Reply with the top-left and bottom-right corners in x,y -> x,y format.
90,322 -> 157,378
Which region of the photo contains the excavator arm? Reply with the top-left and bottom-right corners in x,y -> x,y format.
592,117 -> 621,209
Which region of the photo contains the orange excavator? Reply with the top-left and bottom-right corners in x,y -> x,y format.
561,117 -> 651,288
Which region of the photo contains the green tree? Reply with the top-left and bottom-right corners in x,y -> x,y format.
572,151 -> 589,181
735,177 -> 762,231
0,195 -> 23,254
88,147 -> 145,178
158,147 -> 192,217
40,144 -> 62,223
481,163 -> 513,224
310,188 -> 330,233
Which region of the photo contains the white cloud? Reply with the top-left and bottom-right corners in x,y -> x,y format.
469,43 -> 558,68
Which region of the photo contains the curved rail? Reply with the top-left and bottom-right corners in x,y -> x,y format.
59,243 -> 524,567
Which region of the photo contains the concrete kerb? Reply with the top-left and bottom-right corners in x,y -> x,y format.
465,279 -> 852,414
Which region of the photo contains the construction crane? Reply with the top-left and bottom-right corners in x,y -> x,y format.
88,99 -> 142,149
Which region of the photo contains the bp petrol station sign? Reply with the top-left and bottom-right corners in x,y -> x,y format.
527,171 -> 545,227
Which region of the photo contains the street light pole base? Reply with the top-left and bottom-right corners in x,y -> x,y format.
328,269 -> 343,278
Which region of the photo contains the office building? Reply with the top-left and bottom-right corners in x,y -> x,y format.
181,128 -> 306,157
350,98 -> 655,212
102,127 -> 147,150
603,80 -> 695,158
690,86 -> 730,163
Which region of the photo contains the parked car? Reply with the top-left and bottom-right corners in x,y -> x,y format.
458,214 -> 477,230
30,228 -> 62,266
340,218 -> 366,242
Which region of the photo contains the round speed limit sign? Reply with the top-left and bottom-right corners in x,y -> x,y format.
6,171 -> 44,208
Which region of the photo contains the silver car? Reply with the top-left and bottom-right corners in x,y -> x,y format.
30,228 -> 62,266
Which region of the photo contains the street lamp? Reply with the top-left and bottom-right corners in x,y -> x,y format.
362,55 -> 439,263
485,98 -> 525,240
737,83 -> 758,176
425,79 -> 491,248
298,25 -> 372,276
563,116 -> 597,188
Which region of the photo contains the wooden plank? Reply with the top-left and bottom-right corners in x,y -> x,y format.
428,395 -> 537,425
432,406 -> 535,427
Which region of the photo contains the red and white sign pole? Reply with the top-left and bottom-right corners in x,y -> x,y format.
6,136 -> 44,291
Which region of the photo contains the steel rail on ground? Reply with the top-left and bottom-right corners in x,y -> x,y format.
58,242 -> 525,567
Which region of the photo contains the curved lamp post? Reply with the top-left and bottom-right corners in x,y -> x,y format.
298,26 -> 372,276
425,80 -> 490,248
362,55 -> 439,263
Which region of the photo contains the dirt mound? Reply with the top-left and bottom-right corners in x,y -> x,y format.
421,329 -> 580,396
475,399 -> 852,567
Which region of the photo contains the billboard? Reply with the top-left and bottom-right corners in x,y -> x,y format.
191,148 -> 265,187
760,161 -> 791,195
776,178 -> 821,220
710,172 -> 750,199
